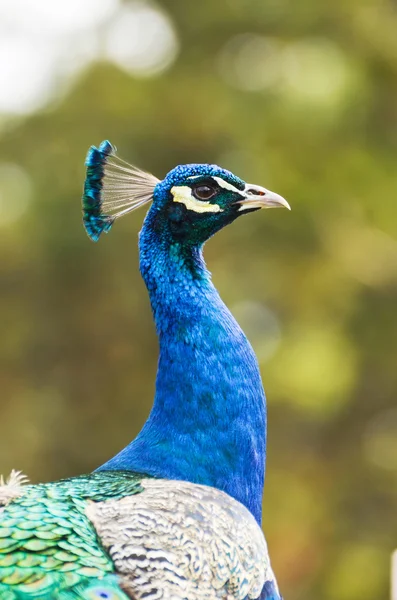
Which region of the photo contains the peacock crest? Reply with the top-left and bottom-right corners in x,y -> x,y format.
82,140 -> 160,242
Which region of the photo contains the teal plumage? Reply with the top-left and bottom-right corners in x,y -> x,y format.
0,472 -> 143,598
0,141 -> 290,599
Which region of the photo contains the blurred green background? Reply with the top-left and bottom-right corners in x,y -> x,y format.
0,0 -> 396,598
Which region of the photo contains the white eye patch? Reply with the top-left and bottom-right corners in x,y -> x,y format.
212,176 -> 245,195
171,186 -> 223,214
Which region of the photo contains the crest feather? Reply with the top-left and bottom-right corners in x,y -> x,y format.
82,140 -> 159,241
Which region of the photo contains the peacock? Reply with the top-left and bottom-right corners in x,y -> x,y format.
0,141 -> 290,600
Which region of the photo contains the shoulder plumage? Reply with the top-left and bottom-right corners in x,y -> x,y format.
87,478 -> 280,600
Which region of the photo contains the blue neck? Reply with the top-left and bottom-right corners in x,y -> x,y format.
99,209 -> 267,523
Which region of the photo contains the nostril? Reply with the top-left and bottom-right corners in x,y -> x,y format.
246,188 -> 266,196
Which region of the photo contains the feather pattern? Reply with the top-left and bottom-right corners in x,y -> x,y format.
0,472 -> 279,599
87,478 -> 279,600
0,472 -> 143,599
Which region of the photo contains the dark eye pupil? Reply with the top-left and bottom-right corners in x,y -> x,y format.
192,185 -> 216,201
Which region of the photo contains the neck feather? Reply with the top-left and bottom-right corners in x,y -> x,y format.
99,210 -> 267,523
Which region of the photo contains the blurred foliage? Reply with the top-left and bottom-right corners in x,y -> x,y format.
0,1 -> 397,599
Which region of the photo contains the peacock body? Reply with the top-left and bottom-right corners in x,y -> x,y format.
0,141 -> 289,599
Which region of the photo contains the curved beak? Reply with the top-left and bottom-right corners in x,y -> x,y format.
238,183 -> 291,211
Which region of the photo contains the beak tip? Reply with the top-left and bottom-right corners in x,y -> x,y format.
268,195 -> 291,211
270,192 -> 291,211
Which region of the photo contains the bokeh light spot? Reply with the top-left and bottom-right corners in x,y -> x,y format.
0,0 -> 119,114
217,34 -> 282,92
270,324 -> 357,415
105,2 -> 179,77
280,39 -> 354,107
218,34 -> 355,109
0,35 -> 58,114
0,0 -> 119,35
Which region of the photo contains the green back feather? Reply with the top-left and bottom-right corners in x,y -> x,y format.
0,472 -> 145,599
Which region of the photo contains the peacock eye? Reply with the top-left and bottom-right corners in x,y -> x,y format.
192,184 -> 217,201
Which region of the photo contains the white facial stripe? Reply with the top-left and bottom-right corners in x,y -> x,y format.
186,175 -> 202,180
212,176 -> 244,195
171,186 -> 223,213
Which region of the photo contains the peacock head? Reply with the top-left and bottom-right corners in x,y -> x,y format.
82,140 -> 290,244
